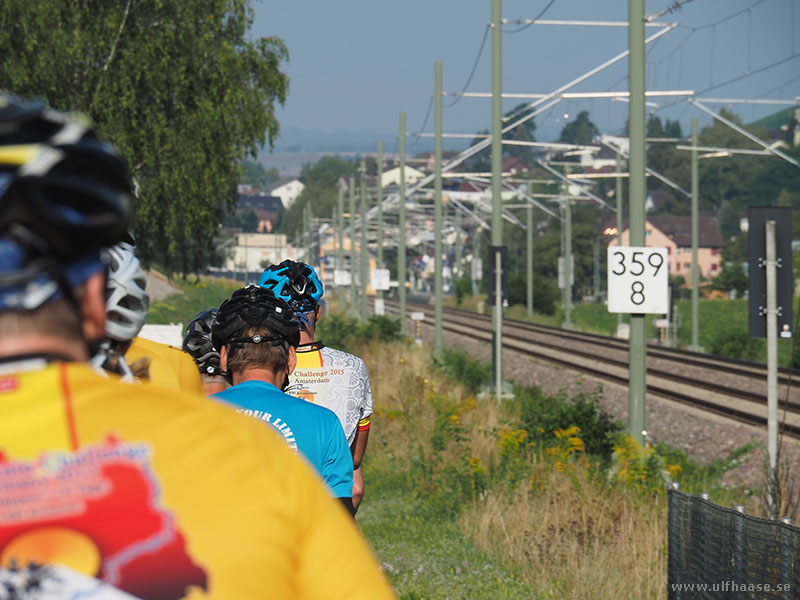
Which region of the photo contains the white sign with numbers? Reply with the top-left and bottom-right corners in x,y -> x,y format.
371,269 -> 391,291
607,246 -> 668,314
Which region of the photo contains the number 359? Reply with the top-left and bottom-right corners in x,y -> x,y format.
611,251 -> 663,277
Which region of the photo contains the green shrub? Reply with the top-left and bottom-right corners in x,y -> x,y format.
517,384 -> 623,462
429,347 -> 491,394
705,327 -> 762,361
454,276 -> 473,306
316,314 -> 402,352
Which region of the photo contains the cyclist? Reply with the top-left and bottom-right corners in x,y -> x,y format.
0,94 -> 394,599
260,260 -> 373,511
89,234 -> 149,380
183,308 -> 231,395
212,285 -> 355,513
128,328 -> 205,394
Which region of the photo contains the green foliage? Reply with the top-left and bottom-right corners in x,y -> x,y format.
315,313 -> 402,352
454,276 -> 473,306
517,384 -> 624,462
0,0 -> 288,274
429,347 -> 491,395
280,156 -> 358,234
711,262 -> 748,298
559,111 -> 598,147
705,327 -> 763,361
507,272 -> 558,315
359,453 -> 532,599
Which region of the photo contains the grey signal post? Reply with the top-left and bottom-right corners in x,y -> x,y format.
434,61 -> 444,351
491,0 -> 503,402
527,182 -> 534,317
628,0 -> 647,446
398,112 -> 407,336
349,176 -> 357,312
563,198 -> 573,329
359,160 -> 368,321
690,118 -> 701,351
337,187 -> 344,277
616,154 -> 623,327
376,140 -> 384,307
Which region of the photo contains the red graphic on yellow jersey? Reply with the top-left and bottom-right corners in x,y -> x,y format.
0,437 -> 207,600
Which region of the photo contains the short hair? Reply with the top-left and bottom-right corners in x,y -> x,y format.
302,309 -> 317,333
226,325 -> 290,375
0,289 -> 86,342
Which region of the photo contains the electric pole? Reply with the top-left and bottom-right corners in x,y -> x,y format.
690,117 -> 701,351
359,161 -> 368,321
398,112 -> 407,336
434,61 -> 444,351
491,0 -> 503,402
628,0 -> 647,446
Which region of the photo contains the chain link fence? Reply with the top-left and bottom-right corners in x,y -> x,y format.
668,486 -> 799,599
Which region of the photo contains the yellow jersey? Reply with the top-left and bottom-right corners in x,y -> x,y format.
0,360 -> 395,600
127,336 -> 204,395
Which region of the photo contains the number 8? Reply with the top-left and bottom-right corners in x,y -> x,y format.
631,281 -> 645,305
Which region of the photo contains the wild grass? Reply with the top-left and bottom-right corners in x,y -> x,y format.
357,339 -> 757,600
146,276 -> 240,325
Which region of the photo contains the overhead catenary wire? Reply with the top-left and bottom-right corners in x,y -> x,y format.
503,0 -> 556,34
444,25 -> 490,108
408,96 -> 434,149
676,0 -> 769,31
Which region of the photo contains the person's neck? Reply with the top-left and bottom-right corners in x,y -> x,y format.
0,336 -> 88,363
233,367 -> 284,388
299,328 -> 316,346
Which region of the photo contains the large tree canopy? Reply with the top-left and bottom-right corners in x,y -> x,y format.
0,0 -> 288,273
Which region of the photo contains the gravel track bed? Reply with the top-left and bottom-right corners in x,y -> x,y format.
408,316 -> 800,493
442,314 -> 800,405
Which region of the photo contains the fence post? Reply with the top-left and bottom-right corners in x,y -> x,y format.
733,504 -> 746,600
667,483 -> 681,600
780,518 -> 793,600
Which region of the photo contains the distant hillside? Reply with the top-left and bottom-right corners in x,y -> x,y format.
747,107 -> 793,130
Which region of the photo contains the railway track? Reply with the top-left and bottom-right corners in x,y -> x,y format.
383,299 -> 800,439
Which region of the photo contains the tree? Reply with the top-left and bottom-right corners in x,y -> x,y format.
265,167 -> 281,184
559,111 -> 598,146
0,0 -> 288,273
280,156 -> 358,235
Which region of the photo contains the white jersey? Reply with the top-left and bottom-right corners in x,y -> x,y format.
286,343 -> 373,446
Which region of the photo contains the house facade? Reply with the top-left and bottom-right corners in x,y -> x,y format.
269,179 -> 305,210
608,215 -> 723,286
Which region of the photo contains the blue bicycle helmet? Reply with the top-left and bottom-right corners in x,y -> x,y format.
259,260 -> 324,314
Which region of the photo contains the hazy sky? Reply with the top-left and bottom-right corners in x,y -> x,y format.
253,0 -> 799,145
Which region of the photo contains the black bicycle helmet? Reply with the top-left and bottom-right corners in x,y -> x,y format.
259,260 -> 324,313
0,94 -> 133,258
212,285 -> 301,356
184,309 -> 224,376
0,94 -> 133,310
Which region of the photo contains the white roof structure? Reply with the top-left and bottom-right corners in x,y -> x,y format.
381,166 -> 425,188
270,179 -> 305,209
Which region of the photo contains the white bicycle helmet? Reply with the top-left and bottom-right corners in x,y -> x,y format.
103,241 -> 149,342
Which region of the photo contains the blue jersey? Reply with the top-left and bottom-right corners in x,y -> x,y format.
214,380 -> 353,498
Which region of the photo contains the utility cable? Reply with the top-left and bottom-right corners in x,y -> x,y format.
677,0 -> 768,31
646,0 -> 695,22
444,25 -> 490,108
408,96 -> 434,149
656,51 -> 800,113
755,72 -> 800,98
504,0 -> 557,34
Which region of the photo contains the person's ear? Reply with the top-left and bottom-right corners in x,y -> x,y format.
80,271 -> 107,342
220,345 -> 228,371
315,305 -> 321,322
287,345 -> 297,375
